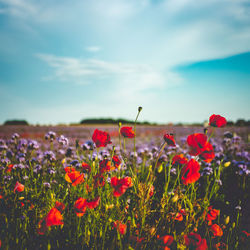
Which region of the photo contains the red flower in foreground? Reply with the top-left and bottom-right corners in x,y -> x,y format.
199,142 -> 215,163
112,155 -> 121,168
209,114 -> 227,128
163,133 -> 176,147
184,233 -> 208,250
113,221 -> 127,235
120,127 -> 135,138
82,162 -> 91,172
187,133 -> 215,162
92,129 -> 112,147
86,197 -> 100,209
181,159 -> 200,185
14,181 -> 25,193
111,176 -> 132,197
74,198 -> 87,217
172,154 -> 188,166
205,206 -> 220,222
45,208 -> 64,227
6,164 -> 14,173
210,224 -> 223,237
93,173 -> 105,188
157,235 -> 174,249
99,159 -> 112,173
65,167 -> 84,186
74,197 -> 100,217
37,206 -> 64,235
187,133 -> 208,156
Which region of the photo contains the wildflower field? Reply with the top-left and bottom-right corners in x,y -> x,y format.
0,110 -> 249,249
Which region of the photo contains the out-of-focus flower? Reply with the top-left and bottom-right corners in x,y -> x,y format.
57,135 -> 69,146
172,154 -> 188,166
45,208 -> 64,227
181,159 -> 200,185
120,127 -> 135,138
65,167 -> 84,186
74,198 -> 87,217
45,131 -> 56,141
184,233 -> 208,250
82,162 -> 91,172
28,140 -> 39,150
209,114 -> 227,128
187,133 -> 215,162
92,129 -> 112,148
205,206 -> 220,222
86,197 -> 100,209
43,151 -> 56,162
99,159 -> 112,173
157,235 -> 174,249
210,224 -> 223,237
163,133 -> 176,147
112,155 -> 121,168
14,181 -> 25,193
113,221 -> 127,235
111,176 -> 132,197
43,182 -> 51,189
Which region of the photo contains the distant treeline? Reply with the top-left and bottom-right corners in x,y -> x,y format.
80,118 -> 156,125
2,118 -> 250,126
3,120 -> 29,126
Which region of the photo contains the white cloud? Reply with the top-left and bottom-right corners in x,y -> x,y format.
36,53 -> 182,91
85,46 -> 101,52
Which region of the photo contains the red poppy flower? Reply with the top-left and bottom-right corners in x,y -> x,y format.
45,208 -> 64,227
149,185 -> 154,197
214,242 -> 228,250
112,155 -> 121,168
99,159 -> 112,173
187,133 -> 215,162
181,159 -> 200,185
184,233 -> 207,249
74,197 -> 87,217
93,173 -> 105,188
6,164 -> 14,173
157,235 -> 174,249
187,133 -> 208,156
65,168 -> 84,186
14,181 -> 25,193
174,212 -> 183,221
172,154 -> 188,166
210,224 -> 223,237
196,239 -> 208,250
86,197 -> 100,209
199,142 -> 215,163
206,206 -> 220,221
55,201 -> 65,213
92,129 -> 112,147
113,221 -> 127,235
120,127 -> 135,138
209,114 -> 227,128
111,176 -> 132,197
163,134 -> 176,147
82,162 -> 91,172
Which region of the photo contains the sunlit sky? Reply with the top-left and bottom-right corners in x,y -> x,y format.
0,0 -> 250,125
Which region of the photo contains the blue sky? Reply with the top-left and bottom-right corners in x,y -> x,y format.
0,0 -> 249,125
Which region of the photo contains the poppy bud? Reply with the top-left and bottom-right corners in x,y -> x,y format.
158,164 -> 163,173
224,216 -> 230,225
138,106 -> 142,112
172,194 -> 179,203
232,222 -> 235,229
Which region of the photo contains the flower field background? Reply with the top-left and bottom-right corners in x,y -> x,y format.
0,111 -> 249,249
